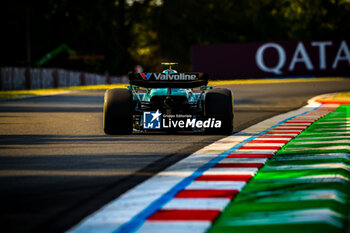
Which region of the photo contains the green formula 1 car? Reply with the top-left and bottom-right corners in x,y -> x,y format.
103,63 -> 233,134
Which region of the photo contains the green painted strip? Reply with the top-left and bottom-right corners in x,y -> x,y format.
292,137 -> 350,142
208,105 -> 350,233
285,143 -> 350,147
268,159 -> 350,167
262,162 -> 350,171
272,153 -> 350,162
254,169 -> 350,180
216,204 -> 347,221
235,189 -> 347,204
242,180 -> 350,195
278,149 -> 350,155
298,132 -> 350,136
311,123 -> 350,126
211,209 -> 345,233
289,141 -> 350,145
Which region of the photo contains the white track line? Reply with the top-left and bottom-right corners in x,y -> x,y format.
185,181 -> 246,190
162,198 -> 230,210
136,221 -> 211,233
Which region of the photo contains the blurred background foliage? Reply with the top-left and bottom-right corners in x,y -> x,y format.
2,0 -> 350,74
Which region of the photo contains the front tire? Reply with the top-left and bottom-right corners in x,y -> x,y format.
204,88 -> 234,134
103,88 -> 133,135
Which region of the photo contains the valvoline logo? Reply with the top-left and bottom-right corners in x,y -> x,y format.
140,73 -> 152,80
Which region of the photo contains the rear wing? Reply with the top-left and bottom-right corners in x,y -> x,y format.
129,72 -> 209,88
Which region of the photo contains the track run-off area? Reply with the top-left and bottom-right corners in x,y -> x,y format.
1,78 -> 350,232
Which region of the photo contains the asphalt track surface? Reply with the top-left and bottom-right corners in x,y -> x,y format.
1,79 -> 350,233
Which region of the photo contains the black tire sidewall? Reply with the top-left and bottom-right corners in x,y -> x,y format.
104,88 -> 133,134
204,88 -> 233,134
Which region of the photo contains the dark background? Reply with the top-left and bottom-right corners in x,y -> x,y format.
2,0 -> 350,75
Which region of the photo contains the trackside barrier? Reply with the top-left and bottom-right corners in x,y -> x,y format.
0,67 -> 128,90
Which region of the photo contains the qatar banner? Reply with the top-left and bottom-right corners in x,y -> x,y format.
192,40 -> 350,78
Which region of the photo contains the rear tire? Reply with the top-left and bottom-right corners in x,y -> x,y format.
103,88 -> 133,135
204,88 -> 234,134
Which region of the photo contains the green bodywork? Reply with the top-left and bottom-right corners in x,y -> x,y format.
143,88 -> 197,102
